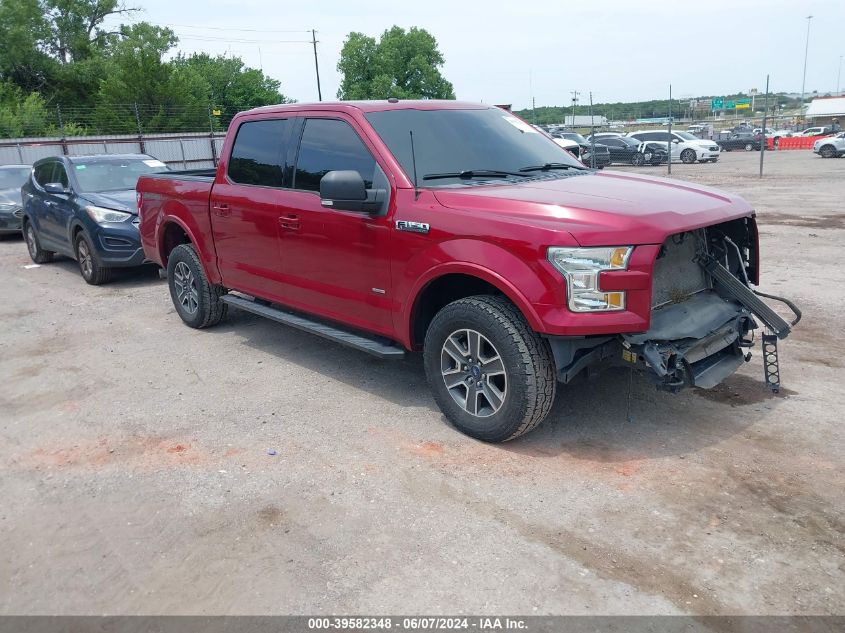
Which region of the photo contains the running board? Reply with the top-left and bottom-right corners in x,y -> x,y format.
222,294 -> 405,359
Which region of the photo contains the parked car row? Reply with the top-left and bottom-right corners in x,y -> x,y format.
0,165 -> 30,234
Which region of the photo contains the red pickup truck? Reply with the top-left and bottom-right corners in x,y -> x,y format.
137,100 -> 798,442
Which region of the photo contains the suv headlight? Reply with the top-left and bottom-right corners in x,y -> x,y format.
85,205 -> 132,223
548,246 -> 633,312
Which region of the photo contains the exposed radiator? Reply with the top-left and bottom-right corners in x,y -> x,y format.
651,231 -> 711,308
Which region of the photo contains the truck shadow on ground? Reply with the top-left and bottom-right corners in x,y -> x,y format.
209,309 -> 789,461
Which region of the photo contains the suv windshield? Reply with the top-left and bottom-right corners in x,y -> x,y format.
0,167 -> 31,190
72,157 -> 169,192
365,107 -> 584,186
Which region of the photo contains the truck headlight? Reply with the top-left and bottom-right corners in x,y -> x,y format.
85,205 -> 132,223
547,246 -> 633,312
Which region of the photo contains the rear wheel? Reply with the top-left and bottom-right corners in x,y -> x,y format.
820,144 -> 836,158
24,221 -> 54,264
744,143 -> 754,151
680,148 -> 697,164
75,232 -> 112,285
423,295 -> 556,442
167,243 -> 227,328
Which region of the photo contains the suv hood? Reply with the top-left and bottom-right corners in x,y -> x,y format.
0,188 -> 23,206
79,190 -> 136,214
431,171 -> 753,246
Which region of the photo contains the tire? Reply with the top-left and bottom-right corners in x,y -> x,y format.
423,295 -> 556,442
744,143 -> 754,152
631,152 -> 646,166
819,145 -> 836,158
24,221 -> 54,264
167,243 -> 227,328
75,232 -> 112,285
680,148 -> 697,164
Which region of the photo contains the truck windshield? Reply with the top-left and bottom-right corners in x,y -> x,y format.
365,107 -> 584,186
72,158 -> 169,193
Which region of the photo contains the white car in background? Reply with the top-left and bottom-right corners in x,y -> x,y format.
627,130 -> 721,163
813,132 -> 845,158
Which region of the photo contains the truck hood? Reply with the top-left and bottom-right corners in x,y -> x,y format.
431,171 -> 753,246
79,190 -> 136,214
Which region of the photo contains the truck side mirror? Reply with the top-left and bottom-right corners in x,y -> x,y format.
44,182 -> 69,195
320,170 -> 386,215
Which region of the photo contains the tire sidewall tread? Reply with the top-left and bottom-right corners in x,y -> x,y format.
167,244 -> 227,329
423,295 -> 556,442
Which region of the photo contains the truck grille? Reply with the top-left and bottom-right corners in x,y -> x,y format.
651,231 -> 711,308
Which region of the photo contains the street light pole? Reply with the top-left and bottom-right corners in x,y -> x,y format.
800,15 -> 813,109
838,55 -> 843,95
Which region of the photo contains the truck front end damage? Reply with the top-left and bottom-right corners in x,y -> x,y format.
550,217 -> 800,393
621,217 -> 798,392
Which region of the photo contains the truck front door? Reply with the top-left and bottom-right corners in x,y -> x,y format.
276,115 -> 394,337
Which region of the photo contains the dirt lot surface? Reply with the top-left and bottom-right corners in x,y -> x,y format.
1,151 -> 843,615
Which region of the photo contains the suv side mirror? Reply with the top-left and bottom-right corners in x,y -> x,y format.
320,170 -> 386,215
44,182 -> 69,195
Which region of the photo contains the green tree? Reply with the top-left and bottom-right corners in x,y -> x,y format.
173,53 -> 289,117
0,0 -> 55,92
44,0 -> 139,63
337,26 -> 454,100
0,82 -> 55,137
96,23 -> 210,133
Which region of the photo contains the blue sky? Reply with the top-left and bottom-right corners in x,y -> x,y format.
107,0 -> 845,107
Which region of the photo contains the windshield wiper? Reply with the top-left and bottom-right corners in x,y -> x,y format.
422,169 -> 528,181
519,162 -> 586,173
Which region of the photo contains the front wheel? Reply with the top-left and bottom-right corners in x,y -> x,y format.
631,152 -> 646,166
423,296 -> 556,442
820,145 -> 836,158
167,243 -> 227,328
24,221 -> 54,264
680,149 -> 697,164
75,233 -> 112,285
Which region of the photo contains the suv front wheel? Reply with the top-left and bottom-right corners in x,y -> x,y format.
423,295 -> 556,442
680,148 -> 697,163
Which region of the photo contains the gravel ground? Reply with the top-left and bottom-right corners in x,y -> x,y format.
0,150 -> 842,615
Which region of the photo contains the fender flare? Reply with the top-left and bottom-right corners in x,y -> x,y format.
400,243 -> 551,348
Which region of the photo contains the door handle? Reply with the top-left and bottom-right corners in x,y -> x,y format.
278,214 -> 300,230
212,203 -> 230,217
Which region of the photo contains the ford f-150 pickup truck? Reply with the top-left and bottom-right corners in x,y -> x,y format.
137,100 -> 799,442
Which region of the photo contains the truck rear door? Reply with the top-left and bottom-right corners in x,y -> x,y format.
209,116 -> 295,299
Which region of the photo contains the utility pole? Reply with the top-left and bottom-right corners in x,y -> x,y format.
800,15 -> 813,111
667,84 -> 672,176
838,55 -> 843,94
311,29 -> 322,101
760,75 -> 770,178
570,90 -> 579,128
589,92 -> 596,168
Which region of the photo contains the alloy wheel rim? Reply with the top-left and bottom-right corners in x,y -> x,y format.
78,240 -> 93,277
173,261 -> 199,315
441,328 -> 507,418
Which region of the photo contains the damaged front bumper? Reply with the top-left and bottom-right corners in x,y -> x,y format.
620,291 -> 755,390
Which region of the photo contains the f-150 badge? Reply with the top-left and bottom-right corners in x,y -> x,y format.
396,220 -> 430,233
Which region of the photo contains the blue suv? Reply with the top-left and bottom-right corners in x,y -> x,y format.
21,154 -> 169,284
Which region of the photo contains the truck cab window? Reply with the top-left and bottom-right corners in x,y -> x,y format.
294,118 -> 377,192
228,119 -> 290,187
